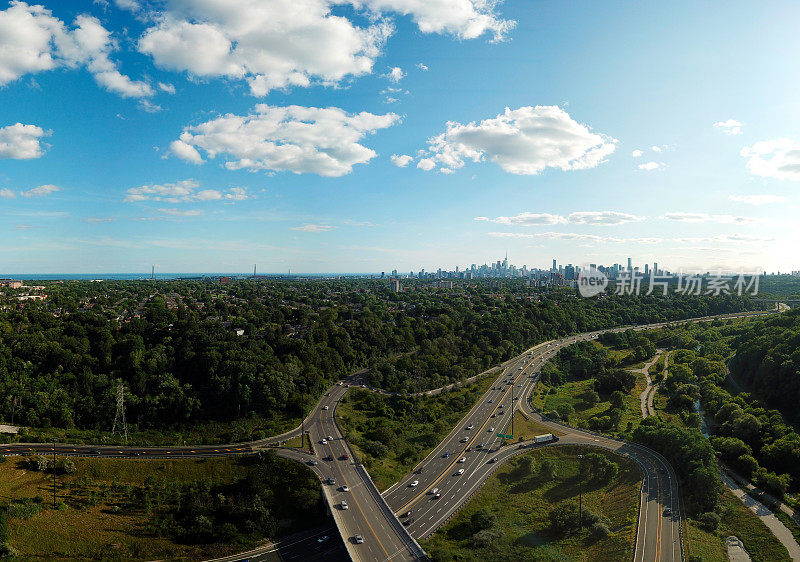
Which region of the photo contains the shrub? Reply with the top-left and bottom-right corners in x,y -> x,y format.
470,508 -> 496,532
697,512 -> 720,532
590,521 -> 610,538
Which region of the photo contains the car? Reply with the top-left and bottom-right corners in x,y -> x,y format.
403,510 -> 413,517
415,467 -> 424,474
499,404 -> 504,408
360,384 -> 366,388
91,449 -> 101,455
489,427 -> 494,432
491,413 -> 496,418
341,485 -> 350,492
467,424 -> 474,430
489,457 -> 498,463
321,439 -> 327,445
466,447 -> 472,452
479,442 -> 485,448
428,488 -> 439,495
460,437 -> 469,443
498,410 -> 504,415
328,477 -> 335,485
323,405 -> 329,410
410,480 -> 419,487
458,457 -> 466,463
433,492 -> 441,499
325,455 -> 333,461
327,436 -> 333,441
338,381 -> 343,385
443,452 -> 450,458
488,399 -> 493,403
354,534 -> 364,544
403,517 -> 415,526
317,535 -> 329,543
455,469 -> 464,475
517,384 -> 523,387
308,460 -> 318,466
341,500 -> 348,510
341,453 -> 349,460
663,508 -> 672,516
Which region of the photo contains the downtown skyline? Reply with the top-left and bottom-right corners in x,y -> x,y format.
1,1 -> 799,274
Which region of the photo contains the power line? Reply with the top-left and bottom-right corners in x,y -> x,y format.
111,380 -> 128,443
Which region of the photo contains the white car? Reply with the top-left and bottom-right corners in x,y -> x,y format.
467,424 -> 474,430
341,501 -> 348,510
489,427 -> 494,432
455,469 -> 464,475
327,436 -> 333,441
354,534 -> 364,544
458,457 -> 466,463
410,480 -> 419,487
460,437 -> 469,443
323,405 -> 329,410
321,439 -> 327,444
429,488 -> 439,495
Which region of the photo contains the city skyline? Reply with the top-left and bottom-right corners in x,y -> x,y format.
1,1 -> 799,273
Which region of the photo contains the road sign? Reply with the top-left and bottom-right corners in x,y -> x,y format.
497,433 -> 513,439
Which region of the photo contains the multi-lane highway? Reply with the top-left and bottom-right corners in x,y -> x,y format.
0,309 -> 776,561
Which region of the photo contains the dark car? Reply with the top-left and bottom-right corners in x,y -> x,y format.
403,510 -> 412,517
403,517 -> 415,526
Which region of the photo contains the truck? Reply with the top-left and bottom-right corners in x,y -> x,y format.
534,433 -> 558,444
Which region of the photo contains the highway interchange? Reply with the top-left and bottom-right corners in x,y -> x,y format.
0,309 -> 776,561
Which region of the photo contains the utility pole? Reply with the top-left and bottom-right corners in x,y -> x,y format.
52,438 -> 57,508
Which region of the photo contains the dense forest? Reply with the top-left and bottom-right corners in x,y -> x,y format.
0,278 -> 757,439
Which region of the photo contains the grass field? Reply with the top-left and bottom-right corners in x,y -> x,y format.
685,488 -> 792,562
422,446 -> 641,562
0,455 -> 256,560
338,373 -> 496,491
529,369 -> 646,437
507,410 -> 566,441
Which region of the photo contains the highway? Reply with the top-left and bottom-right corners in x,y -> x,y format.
0,309 -> 775,561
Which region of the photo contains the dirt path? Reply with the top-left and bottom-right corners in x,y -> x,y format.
637,350 -> 664,418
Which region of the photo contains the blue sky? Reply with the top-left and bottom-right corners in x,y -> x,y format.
1,0 -> 798,274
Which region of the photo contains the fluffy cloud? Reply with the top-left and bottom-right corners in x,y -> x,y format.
358,0 -> 515,41
385,66 -> 404,82
713,119 -> 743,135
741,139 -> 800,181
631,149 -> 643,157
0,123 -> 49,159
566,211 -> 645,226
124,179 -> 249,202
417,105 -> 616,175
0,188 -> 16,198
729,194 -> 787,205
170,104 -> 400,177
661,212 -> 757,224
390,153 -> 413,167
638,161 -> 661,171
0,2 -> 152,98
138,0 -> 392,96
134,0 -> 511,96
21,184 -> 60,197
416,62 -> 428,71
488,231 -> 661,244
292,223 -> 333,232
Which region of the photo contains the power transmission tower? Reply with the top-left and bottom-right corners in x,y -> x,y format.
111,380 -> 128,443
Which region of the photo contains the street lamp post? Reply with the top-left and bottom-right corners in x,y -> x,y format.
577,454 -> 583,531
52,438 -> 57,508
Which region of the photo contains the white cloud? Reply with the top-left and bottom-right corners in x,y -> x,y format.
651,145 -> 662,153
0,123 -> 49,159
476,212 -> 566,226
417,105 -> 616,175
488,231 -> 661,244
358,0 -> 515,41
21,184 -> 60,197
385,66 -> 405,82
713,119 -> 743,135
170,104 -> 400,177
0,188 -> 16,198
417,157 -> 436,171
416,62 -> 428,71
566,211 -> 645,226
0,3 -> 152,98
631,149 -> 643,158
741,139 -> 800,181
85,216 -> 115,223
124,179 -> 248,202
476,210 -> 643,227
390,153 -> 413,167
157,208 -> 202,216
638,161 -> 661,171
729,194 -> 787,205
661,212 -> 758,224
674,234 -> 774,244
138,0 -> 393,96
292,223 -> 333,232
158,81 -> 176,94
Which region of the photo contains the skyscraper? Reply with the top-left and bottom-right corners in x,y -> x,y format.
653,262 -> 658,276
627,257 -> 632,271
552,259 -> 557,272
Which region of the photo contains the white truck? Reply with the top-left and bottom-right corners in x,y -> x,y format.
534,433 -> 559,444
